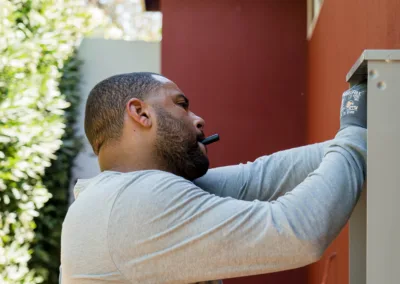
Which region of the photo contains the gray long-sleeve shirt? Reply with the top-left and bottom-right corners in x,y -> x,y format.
60,126 -> 366,283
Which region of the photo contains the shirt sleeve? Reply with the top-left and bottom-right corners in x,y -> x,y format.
108,126 -> 366,284
194,141 -> 331,201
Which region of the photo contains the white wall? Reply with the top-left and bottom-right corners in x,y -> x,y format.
69,38 -> 160,203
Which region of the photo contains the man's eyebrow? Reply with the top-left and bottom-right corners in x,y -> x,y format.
176,94 -> 189,105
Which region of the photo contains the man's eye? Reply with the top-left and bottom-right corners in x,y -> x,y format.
178,102 -> 189,109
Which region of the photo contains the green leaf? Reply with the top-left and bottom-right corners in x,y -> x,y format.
1,1 -> 96,282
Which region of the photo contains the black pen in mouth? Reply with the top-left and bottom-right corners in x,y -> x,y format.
201,134 -> 220,146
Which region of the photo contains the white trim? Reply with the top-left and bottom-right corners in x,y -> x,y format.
307,0 -> 324,40
139,0 -> 146,11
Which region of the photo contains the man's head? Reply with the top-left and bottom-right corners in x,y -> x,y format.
84,72 -> 209,180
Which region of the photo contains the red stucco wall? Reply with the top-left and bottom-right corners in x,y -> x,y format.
161,0 -> 307,167
307,0 -> 400,283
161,0 -> 308,283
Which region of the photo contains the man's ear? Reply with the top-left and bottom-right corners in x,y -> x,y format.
126,98 -> 152,128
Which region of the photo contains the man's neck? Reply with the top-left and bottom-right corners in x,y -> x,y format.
98,143 -> 167,173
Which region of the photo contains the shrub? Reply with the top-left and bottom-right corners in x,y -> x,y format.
28,53 -> 84,283
0,0 -> 97,282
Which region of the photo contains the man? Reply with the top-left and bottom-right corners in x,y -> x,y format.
60,72 -> 367,283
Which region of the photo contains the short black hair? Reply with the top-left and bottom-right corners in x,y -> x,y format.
84,72 -> 163,155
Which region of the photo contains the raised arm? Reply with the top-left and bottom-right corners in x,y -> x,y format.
109,126 -> 366,283
195,81 -> 367,203
194,140 -> 331,201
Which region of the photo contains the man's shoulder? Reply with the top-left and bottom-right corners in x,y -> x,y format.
108,170 -> 205,227
96,169 -> 186,184
103,169 -> 197,198
115,169 -> 190,185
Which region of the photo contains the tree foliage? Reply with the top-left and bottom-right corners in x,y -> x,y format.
0,0 -> 97,282
88,0 -> 162,41
29,54 -> 84,284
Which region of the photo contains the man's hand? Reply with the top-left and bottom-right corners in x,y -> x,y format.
340,82 -> 367,130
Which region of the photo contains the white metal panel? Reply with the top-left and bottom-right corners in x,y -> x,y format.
347,49 -> 400,284
367,58 -> 400,284
349,188 -> 366,284
346,50 -> 400,83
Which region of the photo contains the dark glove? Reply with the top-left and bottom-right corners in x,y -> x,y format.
340,82 -> 367,130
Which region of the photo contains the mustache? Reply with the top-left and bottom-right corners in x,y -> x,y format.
197,133 -> 206,142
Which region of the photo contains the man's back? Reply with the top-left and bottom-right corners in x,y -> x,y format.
62,170 -> 227,284
61,173 -> 126,283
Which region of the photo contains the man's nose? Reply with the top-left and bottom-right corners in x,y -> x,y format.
191,112 -> 205,131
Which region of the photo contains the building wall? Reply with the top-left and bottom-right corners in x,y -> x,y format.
306,0 -> 400,283
161,0 -> 308,283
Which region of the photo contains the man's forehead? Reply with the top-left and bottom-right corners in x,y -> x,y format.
152,74 -> 172,84
152,74 -> 183,97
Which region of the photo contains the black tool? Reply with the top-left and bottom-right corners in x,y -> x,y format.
201,134 -> 220,145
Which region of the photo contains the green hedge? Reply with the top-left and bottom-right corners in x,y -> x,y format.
0,0 -> 96,282
28,54 -> 84,283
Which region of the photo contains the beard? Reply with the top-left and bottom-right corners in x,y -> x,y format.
154,107 -> 210,181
